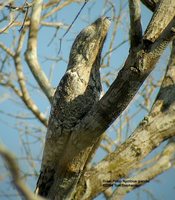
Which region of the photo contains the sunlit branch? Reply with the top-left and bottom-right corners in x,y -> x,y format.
0,144 -> 44,200
15,29 -> 48,127
25,0 -> 54,103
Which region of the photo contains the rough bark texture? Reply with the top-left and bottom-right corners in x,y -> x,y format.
1,0 -> 175,200
25,0 -> 54,103
143,0 -> 175,43
73,40 -> 175,199
129,0 -> 142,48
35,1 -> 175,199
35,17 -> 111,199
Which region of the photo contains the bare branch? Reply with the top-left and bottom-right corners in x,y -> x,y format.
3,1 -> 32,13
74,39 -> 175,199
0,1 -> 33,33
129,0 -> 142,48
0,144 -> 44,200
10,21 -> 66,29
0,12 -> 20,34
25,0 -> 54,103
102,39 -> 128,65
104,1 -> 123,67
0,75 -> 22,98
18,1 -> 30,32
75,110 -> 175,199
0,42 -> 15,57
35,2 -> 175,197
109,141 -> 175,200
42,0 -> 79,20
57,0 -> 89,54
71,16 -> 175,155
15,29 -> 48,127
143,0 -> 175,43
43,0 -> 61,10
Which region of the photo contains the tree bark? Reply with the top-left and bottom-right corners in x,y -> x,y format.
74,39 -> 175,199
35,17 -> 111,199
36,1 -> 175,199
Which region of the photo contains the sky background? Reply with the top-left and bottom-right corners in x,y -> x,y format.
0,0 -> 175,199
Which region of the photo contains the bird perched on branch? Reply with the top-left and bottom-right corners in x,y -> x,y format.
35,16 -> 111,199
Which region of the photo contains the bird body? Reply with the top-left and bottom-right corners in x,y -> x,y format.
35,17 -> 110,199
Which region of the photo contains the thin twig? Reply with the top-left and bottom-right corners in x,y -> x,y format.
0,13 -> 20,34
19,1 -> 30,32
57,0 -> 89,54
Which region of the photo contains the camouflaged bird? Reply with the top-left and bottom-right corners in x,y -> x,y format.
35,17 -> 111,199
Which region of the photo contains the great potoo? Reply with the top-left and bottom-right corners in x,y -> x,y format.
35,17 -> 111,199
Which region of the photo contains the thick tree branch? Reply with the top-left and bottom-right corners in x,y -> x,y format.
36,3 -> 175,199
25,0 -> 54,103
74,39 -> 175,199
71,17 -> 175,157
129,0 -> 142,48
75,110 -> 175,199
143,0 -> 175,43
109,140 -> 175,200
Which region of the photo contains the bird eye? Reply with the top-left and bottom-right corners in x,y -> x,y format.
106,16 -> 112,21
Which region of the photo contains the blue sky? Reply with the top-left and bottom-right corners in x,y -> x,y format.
0,0 -> 175,199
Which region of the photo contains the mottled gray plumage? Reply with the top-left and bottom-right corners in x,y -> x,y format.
143,0 -> 175,43
35,17 -> 110,198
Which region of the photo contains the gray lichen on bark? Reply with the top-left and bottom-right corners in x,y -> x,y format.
35,17 -> 111,199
